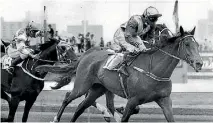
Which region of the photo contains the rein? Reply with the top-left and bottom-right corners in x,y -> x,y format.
158,34 -> 195,61
132,28 -> 196,82
20,44 -> 71,81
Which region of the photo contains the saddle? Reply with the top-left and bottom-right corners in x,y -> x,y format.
103,53 -> 124,71
103,51 -> 136,71
103,52 -> 138,98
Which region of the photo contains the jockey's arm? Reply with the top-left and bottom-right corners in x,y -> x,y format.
17,41 -> 35,58
124,17 -> 146,52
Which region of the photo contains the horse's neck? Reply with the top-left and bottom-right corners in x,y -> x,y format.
153,44 -> 180,78
134,43 -> 180,78
23,48 -> 57,73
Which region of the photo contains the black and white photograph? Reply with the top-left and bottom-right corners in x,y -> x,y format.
0,0 -> 213,122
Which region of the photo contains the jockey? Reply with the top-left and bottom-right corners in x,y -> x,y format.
6,22 -> 40,75
111,6 -> 162,76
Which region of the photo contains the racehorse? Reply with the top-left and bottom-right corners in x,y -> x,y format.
35,24 -> 175,122
35,27 -> 202,121
47,26 -> 202,122
1,38 -> 67,122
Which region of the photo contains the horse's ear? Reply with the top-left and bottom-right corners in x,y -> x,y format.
191,26 -> 196,35
180,26 -> 184,36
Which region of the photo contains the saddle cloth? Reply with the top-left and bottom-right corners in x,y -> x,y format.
1,55 -> 13,69
1,55 -> 22,69
103,52 -> 124,70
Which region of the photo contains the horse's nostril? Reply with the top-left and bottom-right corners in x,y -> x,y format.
196,62 -> 203,68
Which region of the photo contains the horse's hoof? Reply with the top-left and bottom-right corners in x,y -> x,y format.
1,118 -> 8,122
51,116 -> 58,123
104,117 -> 111,122
114,111 -> 121,122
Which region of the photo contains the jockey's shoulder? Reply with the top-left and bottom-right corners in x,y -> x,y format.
16,28 -> 26,36
127,15 -> 143,25
130,15 -> 142,20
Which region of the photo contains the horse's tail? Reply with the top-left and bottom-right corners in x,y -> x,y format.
35,60 -> 80,90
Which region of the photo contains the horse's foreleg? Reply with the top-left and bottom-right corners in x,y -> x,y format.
1,90 -> 11,122
1,90 -> 11,105
121,97 -> 139,122
71,84 -> 106,122
22,96 -> 37,122
156,96 -> 175,122
6,96 -> 20,122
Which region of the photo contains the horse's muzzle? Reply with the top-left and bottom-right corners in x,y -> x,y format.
193,60 -> 203,72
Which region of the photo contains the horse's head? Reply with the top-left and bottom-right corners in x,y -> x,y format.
38,38 -> 60,61
38,39 -> 73,62
167,26 -> 203,72
57,41 -> 78,62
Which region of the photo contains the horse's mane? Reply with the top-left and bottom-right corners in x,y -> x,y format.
38,38 -> 59,59
39,39 -> 58,51
155,23 -> 167,31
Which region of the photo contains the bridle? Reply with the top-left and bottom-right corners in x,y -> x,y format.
133,28 -> 198,82
31,44 -> 71,63
156,28 -> 197,62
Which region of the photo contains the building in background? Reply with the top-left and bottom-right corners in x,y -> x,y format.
67,20 -> 103,46
197,10 -> 213,41
207,10 -> 213,40
1,17 -> 27,41
1,16 -> 56,45
197,10 -> 213,52
197,19 -> 208,40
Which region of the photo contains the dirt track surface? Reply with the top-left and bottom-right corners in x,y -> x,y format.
1,92 -> 213,122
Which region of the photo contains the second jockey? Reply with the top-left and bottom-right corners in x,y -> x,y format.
110,6 -> 162,76
6,22 -> 41,75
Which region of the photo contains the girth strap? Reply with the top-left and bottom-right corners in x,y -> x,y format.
118,73 -> 129,99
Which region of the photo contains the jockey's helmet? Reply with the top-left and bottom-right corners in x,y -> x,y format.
142,6 -> 162,23
26,22 -> 40,37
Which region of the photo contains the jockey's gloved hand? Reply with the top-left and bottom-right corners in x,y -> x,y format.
138,44 -> 147,51
141,48 -> 151,52
29,54 -> 38,59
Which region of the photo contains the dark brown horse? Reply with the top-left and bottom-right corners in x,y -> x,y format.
1,39 -> 65,122
48,26 -> 202,122
36,24 -> 174,122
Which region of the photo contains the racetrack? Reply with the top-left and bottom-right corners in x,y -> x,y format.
1,92 -> 213,122
1,111 -> 213,122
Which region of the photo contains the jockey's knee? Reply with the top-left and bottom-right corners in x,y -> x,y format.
20,54 -> 28,59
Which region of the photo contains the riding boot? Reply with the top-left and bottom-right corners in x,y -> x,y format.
117,52 -> 132,76
7,56 -> 23,76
